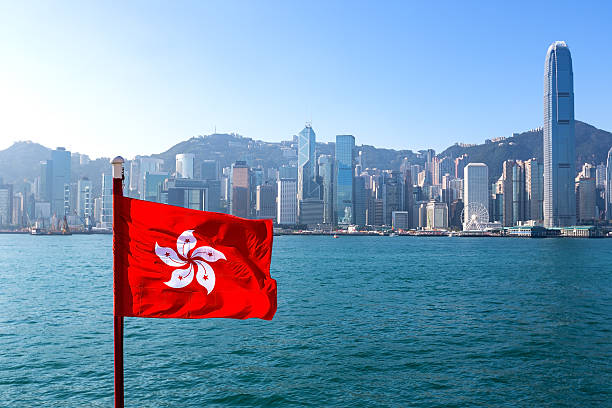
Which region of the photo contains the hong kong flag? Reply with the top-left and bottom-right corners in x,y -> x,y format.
113,196 -> 277,320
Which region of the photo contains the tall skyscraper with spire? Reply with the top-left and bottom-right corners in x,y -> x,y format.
543,41 -> 576,227
297,124 -> 319,202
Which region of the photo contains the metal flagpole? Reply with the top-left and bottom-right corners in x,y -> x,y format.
111,156 -> 125,408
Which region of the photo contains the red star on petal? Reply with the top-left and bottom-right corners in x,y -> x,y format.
165,252 -> 170,257
202,275 -> 208,281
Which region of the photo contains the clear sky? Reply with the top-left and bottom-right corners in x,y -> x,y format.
1,0 -> 611,159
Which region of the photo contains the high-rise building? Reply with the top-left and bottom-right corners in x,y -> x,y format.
454,154 -> 469,179
382,171 -> 401,226
230,161 -> 250,218
201,160 -> 220,181
463,163 -> 489,229
256,184 -> 277,219
607,147 -> 612,220
335,135 -> 355,225
277,179 -> 297,225
576,177 -> 596,224
297,124 -> 319,202
50,147 -> 71,216
543,41 -> 576,227
353,176 -> 368,227
143,172 -> 170,202
318,155 -> 334,224
176,154 -> 195,179
595,163 -> 606,188
131,157 -> 164,199
525,158 -> 544,221
426,200 -> 448,230
100,173 -> 113,229
76,177 -> 93,222
0,184 -> 13,226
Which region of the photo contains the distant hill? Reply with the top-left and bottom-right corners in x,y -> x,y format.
440,120 -> 612,180
1,120 -> 611,189
0,141 -> 50,185
0,141 -> 110,195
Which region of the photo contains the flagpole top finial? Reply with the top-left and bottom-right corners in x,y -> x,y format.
111,156 -> 125,165
111,156 -> 125,179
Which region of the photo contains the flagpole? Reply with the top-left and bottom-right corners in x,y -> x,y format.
111,156 -> 125,408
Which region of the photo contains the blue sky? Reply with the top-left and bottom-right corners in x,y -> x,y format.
1,1 -> 611,158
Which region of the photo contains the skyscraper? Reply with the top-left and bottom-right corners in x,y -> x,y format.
335,135 -> 355,225
176,154 -> 195,179
50,147 -> 71,216
230,161 -> 250,218
318,155 -> 334,224
297,124 -> 319,202
543,41 -> 576,227
277,178 -> 297,225
463,163 -> 489,229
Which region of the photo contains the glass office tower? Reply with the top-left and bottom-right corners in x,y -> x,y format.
335,135 -> 355,225
543,41 -> 576,227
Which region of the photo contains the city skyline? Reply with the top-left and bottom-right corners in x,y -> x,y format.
2,2 -> 612,158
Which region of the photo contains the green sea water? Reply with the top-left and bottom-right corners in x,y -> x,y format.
0,235 -> 611,407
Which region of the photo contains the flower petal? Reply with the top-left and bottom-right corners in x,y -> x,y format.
164,264 -> 194,288
155,243 -> 187,267
194,260 -> 215,294
191,246 -> 226,263
177,230 -> 197,258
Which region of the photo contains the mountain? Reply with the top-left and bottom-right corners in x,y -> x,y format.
0,141 -> 51,185
440,120 -> 612,180
1,120 -> 611,188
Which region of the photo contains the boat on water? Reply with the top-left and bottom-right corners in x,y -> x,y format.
31,227 -> 47,235
333,234 -> 339,238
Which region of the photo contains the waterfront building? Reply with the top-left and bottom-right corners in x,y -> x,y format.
525,158 -> 544,222
353,176 -> 368,226
100,173 -> 113,229
335,135 -> 355,225
298,199 -> 324,226
0,184 -> 13,226
39,160 -> 53,202
463,163 -> 489,229
449,199 -> 464,229
366,198 -> 383,226
297,124 -> 319,203
256,184 -> 277,219
175,153 -> 195,179
426,200 -> 448,230
318,155 -> 334,224
391,211 -> 410,230
230,161 -> 250,218
382,171 -> 402,226
76,177 -> 93,223
576,177 -> 596,224
50,147 -> 71,216
607,147 -> 612,220
277,179 -> 297,225
543,41 -> 576,227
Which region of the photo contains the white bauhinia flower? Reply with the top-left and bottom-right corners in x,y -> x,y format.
154,230 -> 226,294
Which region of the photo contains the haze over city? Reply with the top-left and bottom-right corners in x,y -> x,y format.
2,0 -> 612,158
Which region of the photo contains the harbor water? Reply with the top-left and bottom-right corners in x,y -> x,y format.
0,235 -> 611,407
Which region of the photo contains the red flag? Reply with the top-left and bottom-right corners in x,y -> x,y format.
113,196 -> 276,320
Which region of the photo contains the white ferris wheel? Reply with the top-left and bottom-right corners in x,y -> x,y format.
461,202 -> 489,231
